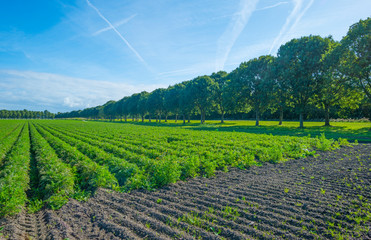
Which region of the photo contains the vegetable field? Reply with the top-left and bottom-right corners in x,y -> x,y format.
0,119 -> 370,239
0,120 -> 348,215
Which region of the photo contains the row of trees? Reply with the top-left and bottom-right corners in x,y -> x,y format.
56,18 -> 370,127
0,110 -> 55,119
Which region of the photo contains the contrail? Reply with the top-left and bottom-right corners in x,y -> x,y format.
93,14 -> 137,36
269,0 -> 303,54
256,2 -> 289,11
86,0 -> 147,66
215,0 -> 259,71
269,0 -> 314,55
287,0 -> 314,34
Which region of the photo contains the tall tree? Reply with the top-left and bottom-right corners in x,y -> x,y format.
340,17 -> 370,100
164,84 -> 182,122
316,40 -> 363,126
210,71 -> 228,123
127,93 -> 141,121
178,81 -> 193,124
120,97 -> 130,121
277,35 -> 334,128
137,91 -> 149,122
147,88 -> 165,122
103,100 -> 116,120
231,55 -> 274,126
187,76 -> 217,124
269,57 -> 292,125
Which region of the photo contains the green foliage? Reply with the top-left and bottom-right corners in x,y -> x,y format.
186,75 -> 217,124
316,133 -> 334,151
221,206 -> 240,221
148,155 -> 181,188
27,199 -> 44,214
55,19 -> 370,124
47,194 -> 69,210
341,17 -> 371,99
0,119 -> 358,212
277,35 -> 335,127
230,55 -> 275,126
34,123 -> 118,191
71,189 -> 91,202
0,123 -> 30,217
180,156 -> 200,179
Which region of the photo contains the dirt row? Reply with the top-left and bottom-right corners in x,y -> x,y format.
1,144 -> 370,239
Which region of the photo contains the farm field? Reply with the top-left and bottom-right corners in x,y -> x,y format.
1,142 -> 370,239
0,119 -> 370,239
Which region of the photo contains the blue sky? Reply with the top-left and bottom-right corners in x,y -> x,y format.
0,0 -> 370,113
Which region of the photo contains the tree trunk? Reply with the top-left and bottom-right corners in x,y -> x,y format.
149,115 -> 151,122
132,116 -> 135,122
142,115 -> 144,122
183,114 -> 186,124
221,111 -> 224,123
124,115 -> 127,122
299,112 -> 304,128
187,115 -> 190,123
175,114 -> 178,123
200,112 -> 203,124
165,115 -> 168,122
255,109 -> 259,126
202,111 -> 206,124
279,107 -> 283,126
324,104 -> 330,126
156,116 -> 158,122
159,114 -> 161,123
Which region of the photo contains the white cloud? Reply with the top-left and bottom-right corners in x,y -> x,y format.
215,0 -> 260,72
0,70 -> 165,112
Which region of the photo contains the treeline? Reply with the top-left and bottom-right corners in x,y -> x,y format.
0,110 -> 55,119
56,18 -> 370,127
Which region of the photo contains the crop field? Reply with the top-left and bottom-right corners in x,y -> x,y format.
0,119 -> 370,239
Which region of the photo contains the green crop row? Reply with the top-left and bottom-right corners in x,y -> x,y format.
36,124 -> 138,186
0,123 -> 30,216
36,121 -> 349,191
29,123 -> 75,209
33,123 -> 118,191
0,121 -> 20,140
0,119 -> 353,216
39,124 -> 181,189
0,124 -> 23,164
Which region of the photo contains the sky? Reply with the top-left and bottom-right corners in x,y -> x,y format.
0,0 -> 370,113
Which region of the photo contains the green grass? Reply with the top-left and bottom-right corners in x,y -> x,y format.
101,119 -> 371,143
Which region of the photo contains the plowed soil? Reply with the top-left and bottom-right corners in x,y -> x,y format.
1,144 -> 370,240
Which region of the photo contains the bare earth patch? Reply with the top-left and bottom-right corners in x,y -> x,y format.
1,144 -> 370,240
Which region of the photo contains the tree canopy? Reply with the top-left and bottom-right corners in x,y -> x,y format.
55,18 -> 370,126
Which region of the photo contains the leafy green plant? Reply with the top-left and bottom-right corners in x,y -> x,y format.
27,199 -> 44,214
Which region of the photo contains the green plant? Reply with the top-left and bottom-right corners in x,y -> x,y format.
48,194 -> 69,210
28,199 -> 44,214
222,206 -> 240,221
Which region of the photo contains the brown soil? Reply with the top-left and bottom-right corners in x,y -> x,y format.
1,144 -> 370,240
